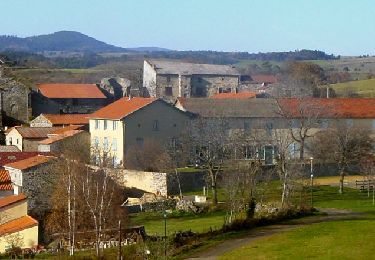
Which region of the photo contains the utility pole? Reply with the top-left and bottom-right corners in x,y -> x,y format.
118,220 -> 122,260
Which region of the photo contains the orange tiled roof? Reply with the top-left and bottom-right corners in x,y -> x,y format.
50,125 -> 84,135
251,75 -> 277,84
4,155 -> 52,170
37,84 -> 106,99
42,114 -> 90,125
0,194 -> 26,208
91,97 -> 156,120
40,130 -> 83,145
0,215 -> 38,236
0,170 -> 12,190
210,92 -> 256,99
277,98 -> 375,118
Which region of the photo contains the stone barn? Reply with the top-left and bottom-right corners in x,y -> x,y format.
143,60 -> 240,99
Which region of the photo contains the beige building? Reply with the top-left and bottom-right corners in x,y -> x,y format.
89,97 -> 191,168
143,60 -> 240,99
0,194 -> 38,252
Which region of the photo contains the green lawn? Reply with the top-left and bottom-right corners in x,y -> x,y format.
329,78 -> 375,97
220,185 -> 375,259
220,219 -> 375,260
130,210 -> 226,236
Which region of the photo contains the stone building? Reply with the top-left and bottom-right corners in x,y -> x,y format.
143,60 -> 240,99
0,78 -> 29,126
5,126 -> 60,151
4,155 -> 54,212
31,83 -> 108,116
30,113 -> 89,128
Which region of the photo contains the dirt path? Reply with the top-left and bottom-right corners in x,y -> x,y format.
187,208 -> 362,260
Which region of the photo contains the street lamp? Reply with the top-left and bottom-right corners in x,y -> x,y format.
310,157 -> 314,208
164,210 -> 167,258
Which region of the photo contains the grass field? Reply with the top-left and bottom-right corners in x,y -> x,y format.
330,78 -> 375,97
220,185 -> 375,259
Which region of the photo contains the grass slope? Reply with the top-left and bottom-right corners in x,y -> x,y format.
330,78 -> 375,97
221,185 -> 375,259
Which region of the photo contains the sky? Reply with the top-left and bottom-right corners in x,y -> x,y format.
1,0 -> 374,56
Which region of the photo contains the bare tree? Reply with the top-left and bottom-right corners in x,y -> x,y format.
222,160 -> 261,224
277,98 -> 323,160
189,118 -> 233,205
312,123 -> 373,193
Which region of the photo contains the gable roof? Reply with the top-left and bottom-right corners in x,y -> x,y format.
0,215 -> 38,236
8,127 -> 60,139
146,60 -> 240,76
210,92 -> 256,99
4,155 -> 53,170
40,130 -> 83,145
0,194 -> 26,209
91,97 -> 157,120
277,98 -> 375,119
250,75 -> 277,84
177,98 -> 281,118
50,125 -> 84,135
36,114 -> 90,125
37,83 -> 106,99
0,152 -> 46,168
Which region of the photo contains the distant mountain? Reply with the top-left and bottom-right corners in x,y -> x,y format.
0,31 -> 128,53
127,47 -> 173,52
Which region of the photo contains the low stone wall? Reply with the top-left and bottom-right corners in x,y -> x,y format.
121,169 -> 168,196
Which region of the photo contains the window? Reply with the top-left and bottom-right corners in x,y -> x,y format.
8,137 -> 12,145
95,120 -> 99,130
153,120 -> 159,131
113,121 -> 118,131
16,139 -> 19,145
93,137 -> 99,148
266,122 -> 273,136
112,138 -> 117,151
166,76 -> 171,82
244,121 -> 251,133
165,87 -> 173,96
103,137 -> 108,151
103,120 -> 107,130
136,137 -> 144,148
171,137 -> 178,148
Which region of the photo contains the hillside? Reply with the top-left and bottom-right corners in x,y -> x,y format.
330,78 -> 375,97
0,31 -> 127,53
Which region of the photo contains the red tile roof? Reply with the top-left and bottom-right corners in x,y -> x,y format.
42,114 -> 90,125
251,75 -> 277,84
0,194 -> 26,208
40,130 -> 83,145
277,98 -> 375,119
0,170 -> 12,190
91,97 -> 156,120
0,146 -> 20,152
4,155 -> 53,170
50,125 -> 84,135
0,215 -> 38,236
0,152 -> 46,168
210,92 -> 256,99
37,83 -> 106,99
8,127 -> 60,139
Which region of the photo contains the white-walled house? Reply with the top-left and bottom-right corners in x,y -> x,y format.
89,97 -> 191,168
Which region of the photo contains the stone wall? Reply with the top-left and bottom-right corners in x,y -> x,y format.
0,79 -> 29,125
30,115 -> 52,127
190,75 -> 239,97
120,169 -> 168,196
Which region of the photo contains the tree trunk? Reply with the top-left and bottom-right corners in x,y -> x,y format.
299,141 -> 305,160
339,167 -> 345,194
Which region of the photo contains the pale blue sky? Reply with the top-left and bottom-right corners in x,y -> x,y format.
1,0 -> 374,55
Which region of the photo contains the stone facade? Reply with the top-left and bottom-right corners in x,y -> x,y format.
100,77 -> 134,100
0,78 -> 29,126
31,92 -> 107,116
143,60 -> 240,99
